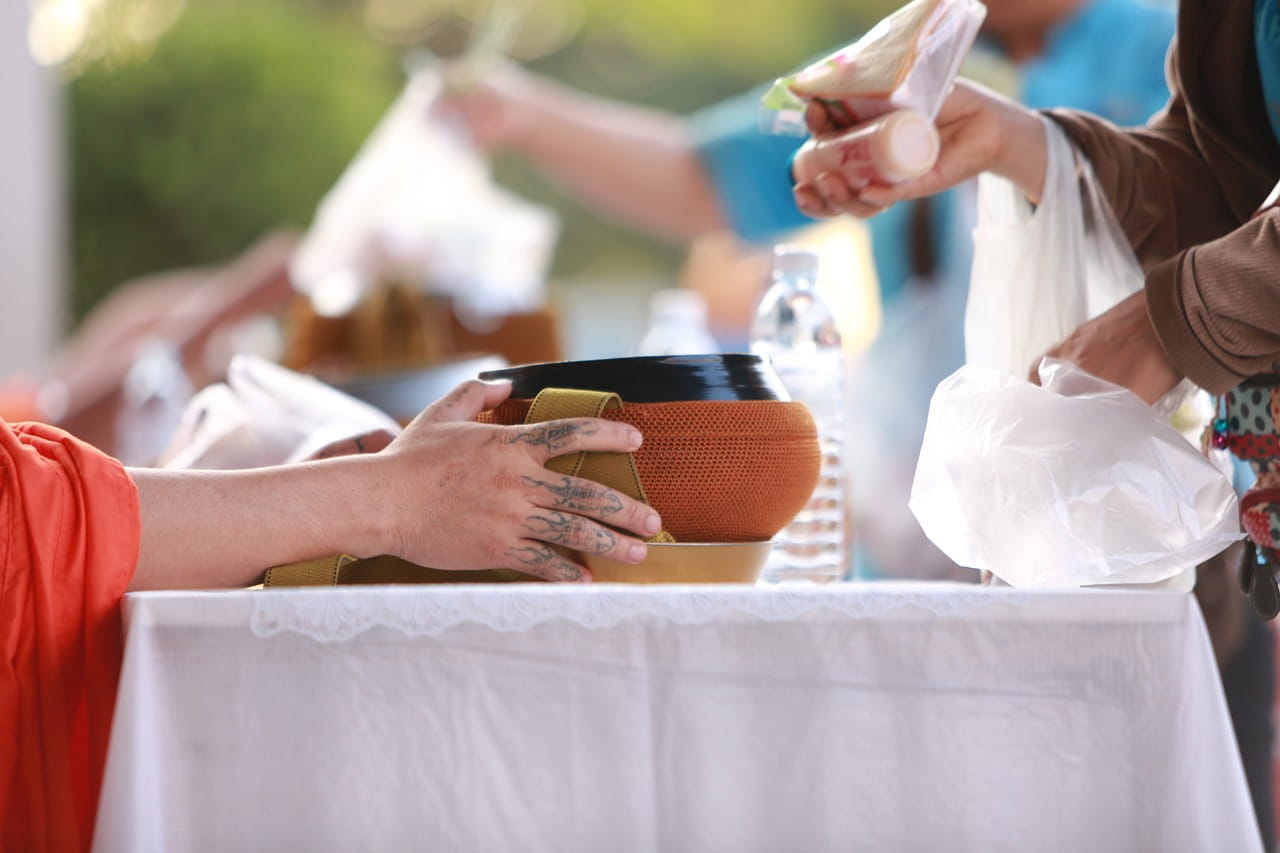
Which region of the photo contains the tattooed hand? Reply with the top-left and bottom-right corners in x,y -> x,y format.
368,379 -> 661,582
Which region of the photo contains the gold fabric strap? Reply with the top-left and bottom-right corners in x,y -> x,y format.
524,387 -> 674,543
263,554 -> 356,587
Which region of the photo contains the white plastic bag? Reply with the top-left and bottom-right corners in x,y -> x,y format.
964,116 -> 1140,374
910,359 -> 1240,589
290,67 -> 558,322
160,355 -> 402,470
910,116 -> 1240,589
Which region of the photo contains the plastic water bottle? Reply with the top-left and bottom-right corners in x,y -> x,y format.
750,246 -> 848,583
637,289 -> 720,356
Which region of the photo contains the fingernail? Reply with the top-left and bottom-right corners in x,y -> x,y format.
644,512 -> 662,535
628,428 -> 643,450
629,543 -> 647,563
578,570 -> 593,584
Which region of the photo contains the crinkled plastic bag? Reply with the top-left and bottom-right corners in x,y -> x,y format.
160,355 -> 401,470
910,359 -> 1240,589
761,0 -> 986,134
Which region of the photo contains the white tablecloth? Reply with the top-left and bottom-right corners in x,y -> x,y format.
94,583 -> 1262,852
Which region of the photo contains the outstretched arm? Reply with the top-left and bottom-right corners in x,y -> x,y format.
441,62 -> 728,240
128,379 -> 662,589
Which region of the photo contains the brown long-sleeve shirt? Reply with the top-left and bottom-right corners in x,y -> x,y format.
1046,0 -> 1280,393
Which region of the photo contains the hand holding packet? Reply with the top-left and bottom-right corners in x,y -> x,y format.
761,0 -> 987,135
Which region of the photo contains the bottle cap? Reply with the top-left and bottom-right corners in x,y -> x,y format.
772,245 -> 820,280
879,110 -> 940,181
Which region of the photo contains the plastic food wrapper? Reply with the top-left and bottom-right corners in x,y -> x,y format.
290,66 -> 558,323
761,0 -> 986,135
910,359 -> 1241,589
160,355 -> 402,470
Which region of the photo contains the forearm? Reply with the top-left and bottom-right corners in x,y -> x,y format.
1145,210 -> 1280,393
991,106 -> 1049,203
510,77 -> 728,240
128,455 -> 389,590
1045,102 -> 1238,268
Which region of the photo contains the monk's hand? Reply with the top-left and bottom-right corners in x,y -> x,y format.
374,380 -> 661,582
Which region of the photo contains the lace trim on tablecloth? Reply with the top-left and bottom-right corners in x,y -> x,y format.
248,585 -> 1031,643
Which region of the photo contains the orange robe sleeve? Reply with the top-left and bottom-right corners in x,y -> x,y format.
0,419 -> 140,852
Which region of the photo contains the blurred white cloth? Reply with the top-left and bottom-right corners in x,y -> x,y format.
94,584 -> 1259,852
160,355 -> 401,470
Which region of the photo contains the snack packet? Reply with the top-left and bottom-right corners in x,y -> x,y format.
762,0 -> 986,135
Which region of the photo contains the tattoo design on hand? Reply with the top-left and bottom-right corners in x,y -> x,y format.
506,544 -> 581,581
524,510 -> 618,553
510,420 -> 599,454
522,475 -> 623,516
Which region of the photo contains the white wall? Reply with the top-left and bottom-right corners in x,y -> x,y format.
0,3 -> 64,375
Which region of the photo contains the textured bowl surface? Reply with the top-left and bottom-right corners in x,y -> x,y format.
480,398 -> 820,542
479,353 -> 789,403
584,541 -> 771,584
477,354 -> 818,543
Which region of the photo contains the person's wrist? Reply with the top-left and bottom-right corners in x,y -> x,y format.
327,453 -> 401,560
991,104 -> 1047,203
498,73 -> 560,152
498,97 -> 537,151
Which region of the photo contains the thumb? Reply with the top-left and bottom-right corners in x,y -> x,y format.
804,100 -> 836,135
421,379 -> 513,424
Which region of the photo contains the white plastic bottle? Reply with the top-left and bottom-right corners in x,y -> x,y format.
750,246 -> 848,583
791,109 -> 940,187
637,289 -> 720,356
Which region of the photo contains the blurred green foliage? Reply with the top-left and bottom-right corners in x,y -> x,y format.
69,0 -> 895,321
69,0 -> 400,320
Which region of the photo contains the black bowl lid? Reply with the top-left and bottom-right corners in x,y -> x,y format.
479,353 -> 788,403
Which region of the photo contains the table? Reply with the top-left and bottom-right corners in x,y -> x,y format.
94,583 -> 1262,852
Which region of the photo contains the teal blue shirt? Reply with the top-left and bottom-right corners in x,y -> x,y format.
1020,0 -> 1175,125
1259,0 -> 1280,147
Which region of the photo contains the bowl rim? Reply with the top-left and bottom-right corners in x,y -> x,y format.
478,353 -> 789,403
